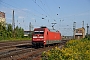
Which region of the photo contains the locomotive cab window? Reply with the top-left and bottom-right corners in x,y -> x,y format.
47,32 -> 48,35
34,31 -> 44,34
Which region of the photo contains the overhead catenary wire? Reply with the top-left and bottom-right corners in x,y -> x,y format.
0,0 -> 52,29
32,0 -> 54,21
44,0 -> 53,16
39,0 -> 54,23
40,0 -> 56,24
1,0 -> 55,26
0,1 -> 28,30
39,0 -> 48,18
0,0 -> 44,19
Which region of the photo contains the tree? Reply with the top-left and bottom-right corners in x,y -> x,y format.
0,22 -> 24,40
0,22 -> 7,40
7,24 -> 13,38
14,26 -> 24,38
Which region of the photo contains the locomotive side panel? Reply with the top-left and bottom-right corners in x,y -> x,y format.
45,30 -> 61,44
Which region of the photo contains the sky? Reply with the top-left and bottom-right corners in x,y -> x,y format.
0,0 -> 90,36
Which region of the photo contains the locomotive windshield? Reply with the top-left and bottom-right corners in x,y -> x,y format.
34,31 -> 44,34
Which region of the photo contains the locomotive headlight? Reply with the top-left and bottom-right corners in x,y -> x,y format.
33,36 -> 37,38
44,40 -> 46,43
39,36 -> 44,38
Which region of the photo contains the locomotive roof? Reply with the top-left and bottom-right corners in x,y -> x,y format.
40,26 -> 47,28
34,27 -> 59,32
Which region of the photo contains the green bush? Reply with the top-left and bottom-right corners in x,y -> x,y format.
42,39 -> 90,60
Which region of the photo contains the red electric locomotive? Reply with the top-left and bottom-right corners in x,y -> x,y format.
32,26 -> 62,47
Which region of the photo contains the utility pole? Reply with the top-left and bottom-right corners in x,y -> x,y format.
73,22 -> 76,39
12,10 -> 15,30
29,22 -> 34,38
29,22 -> 31,31
12,10 -> 15,37
87,24 -> 89,35
82,21 -> 84,28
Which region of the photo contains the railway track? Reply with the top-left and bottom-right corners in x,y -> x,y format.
23,39 -> 69,60
0,39 -> 69,60
0,45 -> 35,60
0,40 -> 31,50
